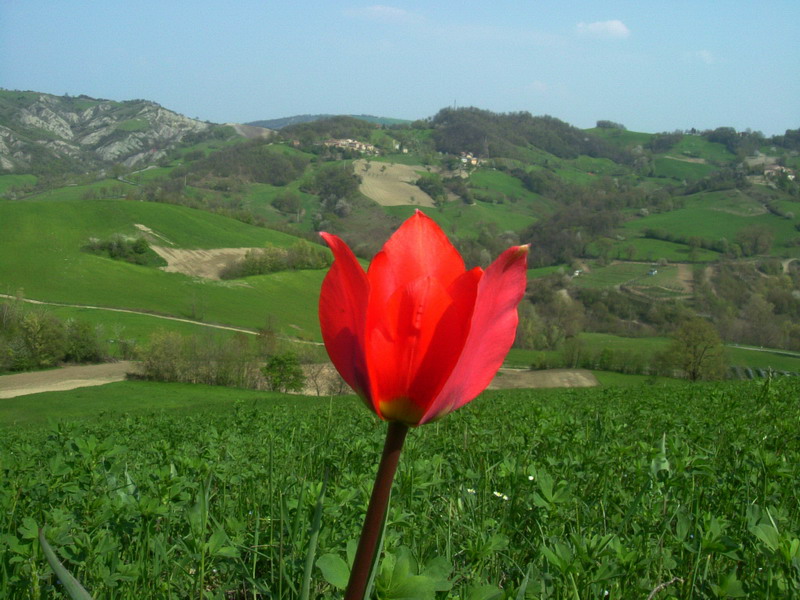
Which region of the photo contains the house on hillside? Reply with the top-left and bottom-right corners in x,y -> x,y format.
323,138 -> 379,155
764,165 -> 796,181
459,152 -> 480,166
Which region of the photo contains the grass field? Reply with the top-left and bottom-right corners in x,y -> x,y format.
624,197 -> 799,253
652,157 -> 715,180
670,135 -> 734,163
0,173 -> 37,194
584,127 -> 653,149
384,198 -> 543,241
0,198 -> 327,337
607,236 -> 720,263
572,262 -> 678,289
2,378 -> 799,598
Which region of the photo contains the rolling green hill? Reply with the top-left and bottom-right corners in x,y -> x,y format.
0,196 -> 326,339
3,95 -> 800,377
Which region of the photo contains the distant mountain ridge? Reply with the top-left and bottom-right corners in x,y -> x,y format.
0,89 -> 229,173
247,113 -> 410,130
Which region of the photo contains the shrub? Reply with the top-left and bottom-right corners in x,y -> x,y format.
261,352 -> 305,393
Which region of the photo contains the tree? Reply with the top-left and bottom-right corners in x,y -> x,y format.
262,352 -> 305,393
663,318 -> 727,381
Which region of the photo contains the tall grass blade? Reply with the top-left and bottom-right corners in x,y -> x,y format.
300,471 -> 328,600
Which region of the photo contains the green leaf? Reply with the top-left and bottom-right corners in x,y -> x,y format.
711,571 -> 746,598
18,517 -> 39,540
38,528 -> 94,600
316,554 -> 350,590
750,523 -> 780,552
467,584 -> 504,600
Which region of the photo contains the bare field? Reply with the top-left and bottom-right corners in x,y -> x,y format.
0,362 -> 138,399
489,368 -> 598,389
151,246 -> 260,280
354,159 -> 435,207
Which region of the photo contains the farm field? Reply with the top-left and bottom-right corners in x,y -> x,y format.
2,378 -> 799,598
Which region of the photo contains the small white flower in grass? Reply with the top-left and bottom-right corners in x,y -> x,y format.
466,488 -> 476,494
528,475 -> 534,481
502,494 -> 509,501
493,491 -> 503,498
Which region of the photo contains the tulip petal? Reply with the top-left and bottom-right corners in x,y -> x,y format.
420,245 -> 528,424
365,265 -> 480,425
318,232 -> 371,401
367,211 -> 465,309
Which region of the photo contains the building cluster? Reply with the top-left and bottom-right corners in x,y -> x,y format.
459,152 -> 480,166
323,138 -> 379,155
764,165 -> 796,181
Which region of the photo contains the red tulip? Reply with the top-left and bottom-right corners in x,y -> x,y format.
319,210 -> 528,426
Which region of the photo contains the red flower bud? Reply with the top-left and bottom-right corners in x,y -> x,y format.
319,210 -> 527,425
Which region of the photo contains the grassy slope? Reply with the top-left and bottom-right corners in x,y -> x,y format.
0,197 -> 326,338
623,190 -> 800,254
0,173 -> 37,194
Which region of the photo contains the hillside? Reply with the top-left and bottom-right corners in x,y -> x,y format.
0,89 -> 237,173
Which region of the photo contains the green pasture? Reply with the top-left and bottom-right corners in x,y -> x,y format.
0,173 -> 37,195
244,182 -> 318,230
527,264 -> 568,279
2,378 -> 799,598
43,304 -> 245,347
652,157 -> 714,180
384,198 -> 541,240
0,198 -> 326,337
625,198 -> 799,253
693,189 -> 771,216
572,262 -> 678,289
469,169 -> 534,200
606,236 -> 720,262
670,135 -> 734,163
585,127 -> 653,149
569,155 -> 628,176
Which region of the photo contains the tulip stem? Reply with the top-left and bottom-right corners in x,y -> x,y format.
345,421 -> 409,600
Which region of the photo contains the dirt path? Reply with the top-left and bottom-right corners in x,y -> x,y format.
0,362 -> 138,399
0,293 -> 260,336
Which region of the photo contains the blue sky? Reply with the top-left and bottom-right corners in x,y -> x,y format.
1,1 -> 798,135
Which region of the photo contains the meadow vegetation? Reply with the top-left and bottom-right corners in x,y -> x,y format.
1,378 -> 799,598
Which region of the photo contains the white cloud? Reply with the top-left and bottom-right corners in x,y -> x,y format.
576,20 -> 630,39
345,5 -> 423,25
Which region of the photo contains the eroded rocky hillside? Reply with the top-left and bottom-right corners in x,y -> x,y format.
0,89 -> 221,172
